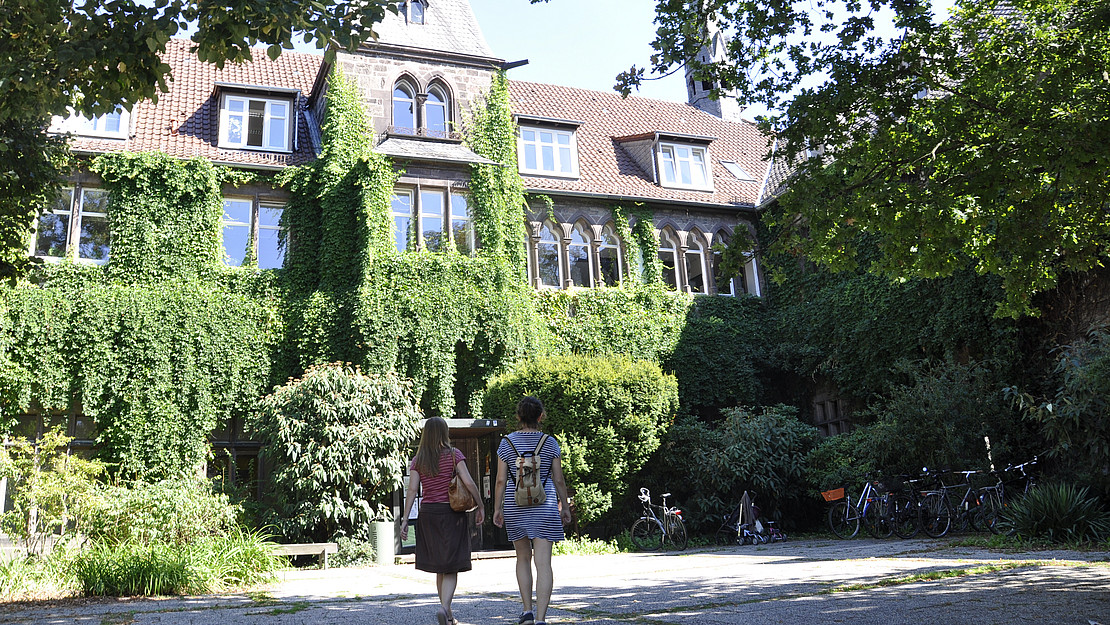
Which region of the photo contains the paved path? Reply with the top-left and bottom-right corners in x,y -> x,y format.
1,538 -> 1108,624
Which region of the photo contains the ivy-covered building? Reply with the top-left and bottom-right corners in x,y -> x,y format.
11,0 -> 777,539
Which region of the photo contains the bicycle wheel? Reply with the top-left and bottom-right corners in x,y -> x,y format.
828,501 -> 860,539
976,491 -> 1002,534
864,499 -> 894,539
714,526 -> 738,546
668,515 -> 689,551
920,493 -> 952,538
890,493 -> 920,539
631,518 -> 664,551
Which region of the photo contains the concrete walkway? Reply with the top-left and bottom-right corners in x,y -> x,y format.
1,538 -> 1107,624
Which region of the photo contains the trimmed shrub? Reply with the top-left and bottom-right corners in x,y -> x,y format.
255,362 -> 422,542
645,405 -> 818,533
331,537 -> 376,568
484,355 -> 679,527
1003,483 -> 1110,543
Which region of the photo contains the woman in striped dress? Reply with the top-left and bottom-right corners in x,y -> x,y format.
493,397 -> 571,625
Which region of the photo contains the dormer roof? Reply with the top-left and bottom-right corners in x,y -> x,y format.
509,80 -> 771,210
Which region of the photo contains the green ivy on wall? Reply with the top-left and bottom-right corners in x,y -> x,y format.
93,152 -> 224,284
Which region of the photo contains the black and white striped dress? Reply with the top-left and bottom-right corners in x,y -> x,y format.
497,431 -> 565,543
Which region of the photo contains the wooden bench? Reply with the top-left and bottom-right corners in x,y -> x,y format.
273,542 -> 339,569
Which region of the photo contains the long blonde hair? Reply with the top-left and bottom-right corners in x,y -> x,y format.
412,417 -> 452,476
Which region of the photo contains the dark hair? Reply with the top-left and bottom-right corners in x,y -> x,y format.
412,417 -> 452,476
516,396 -> 544,427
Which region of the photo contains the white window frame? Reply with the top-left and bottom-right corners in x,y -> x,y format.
518,126 -> 579,178
392,188 -> 414,252
31,187 -> 111,264
393,81 -> 417,131
221,197 -> 285,269
658,143 -> 712,190
393,186 -> 475,254
425,84 -> 450,136
49,107 -> 131,139
658,229 -> 680,290
685,233 -> 709,295
218,94 -> 292,152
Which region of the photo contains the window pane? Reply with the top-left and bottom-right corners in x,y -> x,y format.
538,243 -> 560,286
522,129 -> 535,141
270,102 -> 287,118
426,89 -> 447,134
247,101 -> 265,147
420,190 -> 444,252
568,245 -> 590,287
102,112 -> 121,133
257,227 -> 284,270
541,145 -> 554,171
660,250 -> 677,288
392,191 -> 412,252
559,147 -> 572,173
223,199 -> 251,225
228,100 -> 245,113
410,0 -> 424,23
223,224 -> 249,266
258,205 -> 284,269
660,149 -> 676,183
599,246 -> 620,286
258,204 -> 282,228
268,117 -> 285,149
679,158 -> 692,185
227,113 -> 244,144
524,144 -> 537,170
393,86 -> 415,129
35,213 -> 70,257
81,189 -> 110,214
686,249 -> 706,294
78,214 -> 110,260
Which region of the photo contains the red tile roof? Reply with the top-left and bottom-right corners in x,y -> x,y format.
508,80 -> 772,208
67,39 -> 322,169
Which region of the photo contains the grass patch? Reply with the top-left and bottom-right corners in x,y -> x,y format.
265,601 -> 310,615
825,562 -> 1034,593
554,536 -> 621,556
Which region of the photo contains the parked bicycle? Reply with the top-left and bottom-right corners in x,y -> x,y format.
631,488 -> 688,551
976,456 -> 1038,536
918,469 -> 986,538
824,477 -> 892,539
714,493 -> 785,545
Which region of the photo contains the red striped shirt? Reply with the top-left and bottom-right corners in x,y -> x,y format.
410,448 -> 465,504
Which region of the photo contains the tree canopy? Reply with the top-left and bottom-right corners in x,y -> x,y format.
0,0 -> 396,281
612,0 -> 1110,316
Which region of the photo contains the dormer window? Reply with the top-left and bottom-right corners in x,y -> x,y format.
219,94 -> 292,152
658,143 -> 710,190
49,106 -> 130,139
399,0 -> 426,24
518,126 -> 579,177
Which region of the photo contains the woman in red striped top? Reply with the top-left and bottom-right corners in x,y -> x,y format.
400,417 -> 484,625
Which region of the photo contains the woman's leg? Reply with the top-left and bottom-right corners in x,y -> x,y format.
513,538 -> 534,614
532,538 -> 554,622
436,572 -> 458,618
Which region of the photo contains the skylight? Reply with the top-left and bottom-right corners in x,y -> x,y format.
720,160 -> 756,181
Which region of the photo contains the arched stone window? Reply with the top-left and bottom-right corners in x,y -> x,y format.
536,220 -> 562,288
393,80 -> 416,131
658,228 -> 680,290
598,223 -> 623,286
714,229 -> 737,296
425,83 -> 450,136
685,230 -> 709,294
567,220 -> 593,287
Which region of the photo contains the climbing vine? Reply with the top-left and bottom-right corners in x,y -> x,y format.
613,203 -> 661,285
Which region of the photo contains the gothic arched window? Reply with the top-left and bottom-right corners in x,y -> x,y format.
685,230 -> 708,294
425,84 -> 450,136
658,228 -> 679,290
598,223 -> 623,287
567,221 -> 593,288
536,221 -> 562,288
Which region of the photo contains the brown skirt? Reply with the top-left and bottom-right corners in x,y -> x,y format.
415,502 -> 472,573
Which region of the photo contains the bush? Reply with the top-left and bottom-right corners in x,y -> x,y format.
1007,329 -> 1110,497
331,537 -> 376,568
484,355 -> 679,527
86,476 -> 238,546
645,405 -> 818,533
255,362 -> 422,542
1003,483 -> 1110,543
0,427 -> 104,555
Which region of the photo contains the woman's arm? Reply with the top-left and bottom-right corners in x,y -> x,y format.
455,458 -> 486,525
399,467 -> 420,540
550,455 -> 572,526
493,457 -> 508,528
